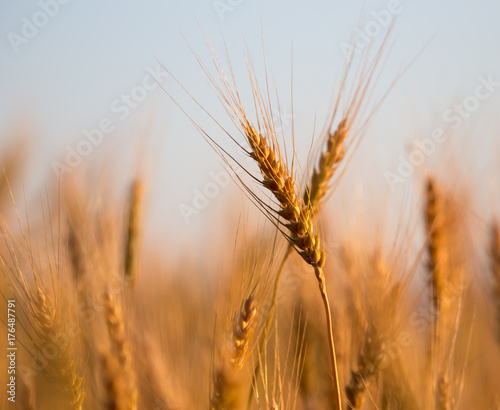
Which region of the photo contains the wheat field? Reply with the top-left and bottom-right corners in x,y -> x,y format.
1,26 -> 500,410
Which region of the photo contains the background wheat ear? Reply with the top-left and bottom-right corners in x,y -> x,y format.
124,178 -> 144,284
211,294 -> 257,410
424,175 -> 450,410
102,288 -> 137,410
425,175 -> 448,315
423,175 -> 473,410
28,286 -> 86,409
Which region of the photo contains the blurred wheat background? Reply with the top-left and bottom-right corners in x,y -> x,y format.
1,1 -> 500,409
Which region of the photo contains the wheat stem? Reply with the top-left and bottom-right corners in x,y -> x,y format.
316,266 -> 342,410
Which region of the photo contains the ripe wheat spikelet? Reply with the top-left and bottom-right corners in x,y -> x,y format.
232,295 -> 258,369
211,295 -> 257,409
304,119 -> 348,212
243,120 -> 325,270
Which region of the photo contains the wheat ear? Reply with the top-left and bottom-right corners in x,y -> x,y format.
304,118 -> 348,212
103,289 -> 137,410
211,296 -> 257,409
68,222 -> 85,283
242,121 -> 326,268
124,179 -> 144,283
31,287 -> 85,409
242,120 -> 341,409
190,44 -> 342,409
425,176 -> 450,316
247,37 -> 390,406
424,176 -> 453,410
256,117 -> 349,392
345,329 -> 384,409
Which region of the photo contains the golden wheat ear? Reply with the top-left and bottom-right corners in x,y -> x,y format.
102,289 -> 138,410
124,178 -> 144,284
425,176 -> 448,315
340,246 -> 405,409
210,295 -> 257,409
423,174 -> 473,410
30,287 -> 86,409
304,30 -> 394,215
0,211 -> 86,409
184,38 -> 344,409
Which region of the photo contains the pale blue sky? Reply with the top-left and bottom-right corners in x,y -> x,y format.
1,0 -> 499,247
